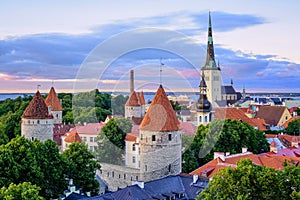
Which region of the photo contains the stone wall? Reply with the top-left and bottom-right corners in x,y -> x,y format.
51,110 -> 62,124
21,118 -> 54,142
125,106 -> 141,119
98,163 -> 140,191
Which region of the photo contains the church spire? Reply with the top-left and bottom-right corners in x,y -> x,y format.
203,12 -> 218,70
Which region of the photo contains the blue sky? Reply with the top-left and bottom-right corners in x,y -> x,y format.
0,0 -> 299,93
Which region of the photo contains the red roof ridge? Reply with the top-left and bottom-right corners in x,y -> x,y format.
22,91 -> 53,119
45,87 -> 63,111
140,85 -> 180,131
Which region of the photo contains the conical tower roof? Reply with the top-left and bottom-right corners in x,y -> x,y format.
22,91 -> 53,119
140,85 -> 180,131
45,87 -> 63,111
125,91 -> 140,106
138,91 -> 146,105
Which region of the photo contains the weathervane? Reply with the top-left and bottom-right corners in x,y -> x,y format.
160,58 -> 164,85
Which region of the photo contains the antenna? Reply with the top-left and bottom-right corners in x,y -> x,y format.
160,58 -> 164,86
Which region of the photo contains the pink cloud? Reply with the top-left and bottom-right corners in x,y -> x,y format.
256,71 -> 264,76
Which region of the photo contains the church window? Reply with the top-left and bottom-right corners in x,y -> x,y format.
152,135 -> 156,141
199,116 -> 202,122
132,144 -> 136,151
132,156 -> 136,163
204,116 -> 208,122
168,134 -> 172,141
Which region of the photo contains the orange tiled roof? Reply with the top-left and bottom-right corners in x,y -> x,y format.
22,91 -> 53,119
125,91 -> 140,106
190,152 -> 300,178
214,108 -> 267,130
45,87 -> 63,111
125,133 -> 138,142
138,91 -> 146,105
140,85 -> 180,131
180,122 -> 197,136
283,117 -> 295,128
67,122 -> 105,135
255,106 -> 288,126
64,131 -> 82,143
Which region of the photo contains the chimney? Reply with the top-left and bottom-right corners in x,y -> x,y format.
270,140 -> 277,153
242,147 -> 248,153
291,137 -> 299,148
193,174 -> 199,184
130,70 -> 134,94
214,152 -> 225,161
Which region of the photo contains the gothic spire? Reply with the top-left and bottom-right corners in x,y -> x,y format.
203,12 -> 218,70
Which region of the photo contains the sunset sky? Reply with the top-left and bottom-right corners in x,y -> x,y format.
0,0 -> 299,93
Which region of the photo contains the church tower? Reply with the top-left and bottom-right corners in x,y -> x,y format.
197,72 -> 213,126
139,85 -> 182,182
202,12 -> 222,106
21,91 -> 54,142
45,87 -> 63,124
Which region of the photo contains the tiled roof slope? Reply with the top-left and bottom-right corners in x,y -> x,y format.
140,85 -> 180,131
22,91 -> 53,119
214,108 -> 267,130
255,106 -> 287,126
64,131 -> 82,143
45,87 -> 63,111
125,91 -> 140,106
138,91 -> 146,105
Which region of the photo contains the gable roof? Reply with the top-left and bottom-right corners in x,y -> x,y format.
140,85 -> 180,132
214,108 -> 267,130
22,91 -> 53,119
45,87 -> 63,111
64,131 -> 82,143
125,91 -> 140,106
255,106 -> 288,126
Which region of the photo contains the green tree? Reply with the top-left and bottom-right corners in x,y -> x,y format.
111,95 -> 128,115
286,118 -> 300,135
182,119 -> 269,173
198,159 -> 300,200
62,142 -> 100,195
0,182 -> 44,200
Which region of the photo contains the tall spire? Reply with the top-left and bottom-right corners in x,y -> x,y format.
197,72 -> 211,112
203,12 -> 218,70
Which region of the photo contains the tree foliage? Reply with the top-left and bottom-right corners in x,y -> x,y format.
182,119 -> 269,173
198,159 -> 300,200
0,182 -> 44,200
0,136 -> 68,199
286,118 -> 300,135
62,142 -> 101,196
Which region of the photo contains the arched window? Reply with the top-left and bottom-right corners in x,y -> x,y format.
204,116 -> 208,122
199,116 -> 202,122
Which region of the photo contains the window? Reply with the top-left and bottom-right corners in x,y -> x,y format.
141,134 -> 143,140
199,116 -> 202,122
119,174 -> 121,179
168,134 -> 172,141
56,114 -> 58,118
89,146 -> 93,151
94,137 -> 97,142
83,137 -> 87,142
168,164 -> 171,172
132,156 -> 136,163
204,116 -> 208,122
145,165 -> 147,172
28,120 -> 30,124
90,137 -> 93,142
152,135 -> 156,141
37,120 -> 40,124
32,137 -> 34,141
136,176 -> 138,180
132,144 -> 136,151
107,172 -> 109,177
124,174 -> 126,179
112,171 -> 114,178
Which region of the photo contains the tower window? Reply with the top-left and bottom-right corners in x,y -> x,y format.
132,156 -> 136,163
168,164 -> 171,172
124,174 -> 126,179
112,171 -> 114,178
37,120 -> 40,124
168,134 -> 172,141
132,144 -> 136,151
145,165 -> 147,172
152,135 -> 156,141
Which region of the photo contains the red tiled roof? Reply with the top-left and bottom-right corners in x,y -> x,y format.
64,131 -> 82,143
125,91 -> 140,106
67,122 -> 105,135
22,91 -> 53,119
45,87 -> 63,111
125,133 -> 138,142
180,122 -> 197,136
255,106 -> 288,126
270,140 -> 277,147
191,151 -> 300,178
140,85 -> 180,131
277,134 -> 300,147
214,108 -> 267,130
138,91 -> 146,105
132,116 -> 143,125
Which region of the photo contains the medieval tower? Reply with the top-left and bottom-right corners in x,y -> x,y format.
45,87 -> 63,124
202,12 -> 222,106
196,72 -> 213,126
21,90 -> 54,142
139,85 -> 182,182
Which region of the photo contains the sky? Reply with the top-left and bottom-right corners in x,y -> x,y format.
0,0 -> 300,93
